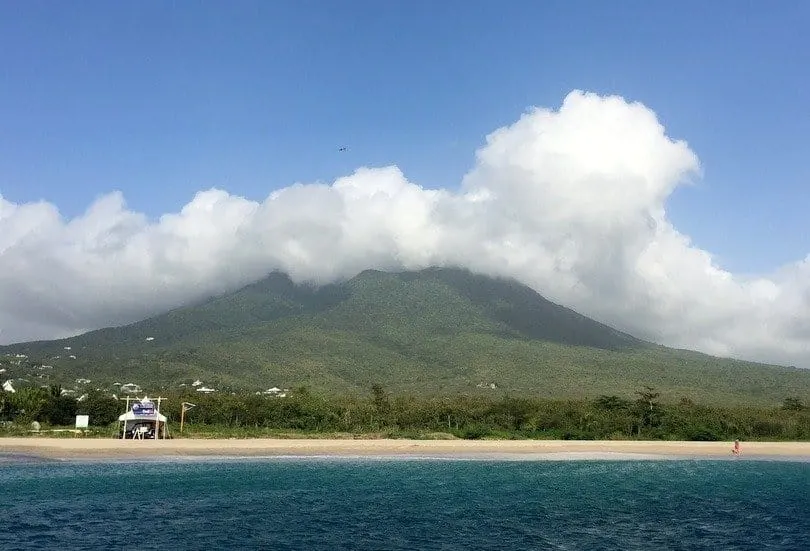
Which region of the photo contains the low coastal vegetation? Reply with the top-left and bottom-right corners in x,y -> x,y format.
2,384 -> 807,441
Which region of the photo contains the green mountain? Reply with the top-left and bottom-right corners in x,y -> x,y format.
2,267 -> 808,405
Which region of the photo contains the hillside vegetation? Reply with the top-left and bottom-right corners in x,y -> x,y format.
2,267 -> 808,406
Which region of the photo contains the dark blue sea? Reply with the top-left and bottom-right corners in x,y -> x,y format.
1,456 -> 808,550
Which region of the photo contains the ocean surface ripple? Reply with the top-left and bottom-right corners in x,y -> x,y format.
1,458 -> 808,550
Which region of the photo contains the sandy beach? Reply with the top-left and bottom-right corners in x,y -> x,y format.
2,437 -> 809,460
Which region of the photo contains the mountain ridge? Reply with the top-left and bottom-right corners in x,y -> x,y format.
1,267 -> 808,405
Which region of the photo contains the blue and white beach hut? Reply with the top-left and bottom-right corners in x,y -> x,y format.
118,396 -> 168,439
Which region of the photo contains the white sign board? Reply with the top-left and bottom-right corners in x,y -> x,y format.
75,415 -> 89,429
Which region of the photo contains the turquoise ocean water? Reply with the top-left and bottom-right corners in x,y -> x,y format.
1,456 -> 808,550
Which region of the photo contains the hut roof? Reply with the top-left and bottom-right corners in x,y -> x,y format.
118,409 -> 167,422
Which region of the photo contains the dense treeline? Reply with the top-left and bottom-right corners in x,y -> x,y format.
173,386 -> 809,441
1,385 -> 807,441
0,386 -> 120,427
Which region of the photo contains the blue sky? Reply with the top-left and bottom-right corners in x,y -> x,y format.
0,0 -> 807,274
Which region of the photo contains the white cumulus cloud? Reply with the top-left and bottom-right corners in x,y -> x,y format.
1,90 -> 808,367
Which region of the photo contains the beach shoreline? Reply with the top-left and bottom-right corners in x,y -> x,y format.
2,438 -> 809,461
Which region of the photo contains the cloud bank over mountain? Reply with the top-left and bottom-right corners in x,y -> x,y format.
1,90 -> 808,367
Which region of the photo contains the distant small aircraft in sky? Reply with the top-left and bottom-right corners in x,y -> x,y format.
338,146 -> 348,152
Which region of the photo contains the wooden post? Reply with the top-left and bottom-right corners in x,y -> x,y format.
180,402 -> 196,434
